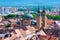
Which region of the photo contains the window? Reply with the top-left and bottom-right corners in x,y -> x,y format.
31,21 -> 37,26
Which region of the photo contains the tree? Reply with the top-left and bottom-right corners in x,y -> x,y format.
46,14 -> 53,19
46,14 -> 60,20
7,14 -> 16,18
31,14 -> 37,18
4,14 -> 16,19
4,16 -> 8,19
53,15 -> 60,20
6,24 -> 11,28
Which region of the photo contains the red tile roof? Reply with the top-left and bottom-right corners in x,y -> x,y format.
46,19 -> 53,25
22,27 -> 27,30
37,35 -> 57,40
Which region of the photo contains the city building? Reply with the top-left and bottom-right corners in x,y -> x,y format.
3,7 -> 17,14
0,6 -> 3,14
0,15 -> 3,22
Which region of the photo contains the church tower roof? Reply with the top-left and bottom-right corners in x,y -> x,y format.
38,6 -> 40,13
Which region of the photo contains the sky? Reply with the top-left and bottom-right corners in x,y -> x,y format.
0,0 -> 60,7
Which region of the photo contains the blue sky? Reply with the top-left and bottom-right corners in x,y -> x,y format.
0,0 -> 60,6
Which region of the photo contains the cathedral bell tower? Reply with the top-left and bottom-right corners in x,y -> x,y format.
36,6 -> 41,30
41,7 -> 46,29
